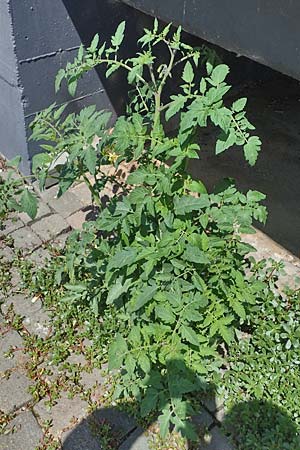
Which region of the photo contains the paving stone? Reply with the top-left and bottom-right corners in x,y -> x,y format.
27,247 -> 51,265
92,408 -> 137,442
2,216 -> 24,234
0,245 -> 14,262
198,425 -> 233,450
192,410 -> 215,430
0,410 -> 43,450
62,418 -> 101,450
70,182 -> 93,205
50,232 -> 70,249
0,329 -> 27,372
119,428 -> 150,450
34,393 -> 89,438
0,372 -> 32,413
18,201 -> 51,225
201,395 -> 225,423
9,226 -> 41,253
67,210 -> 89,230
31,214 -> 70,241
1,294 -> 51,338
38,184 -> 84,218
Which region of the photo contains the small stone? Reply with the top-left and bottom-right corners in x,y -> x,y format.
0,329 -> 27,372
0,411 -> 43,450
31,214 -> 70,241
34,393 -> 88,438
39,185 -> 84,218
119,428 -> 150,450
10,226 -> 41,253
0,372 -> 32,413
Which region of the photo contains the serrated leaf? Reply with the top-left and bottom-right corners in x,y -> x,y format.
182,61 -> 194,83
155,304 -> 176,323
174,195 -> 209,215
231,299 -> 246,320
20,189 -> 38,220
89,34 -> 99,52
232,97 -> 247,112
244,136 -> 261,166
180,325 -> 199,346
141,388 -> 159,417
211,64 -> 230,84
111,21 -> 126,47
55,69 -> 65,93
165,95 -> 186,121
109,248 -> 137,269
84,147 -> 97,175
158,408 -> 172,439
108,334 -> 128,370
182,245 -> 209,264
246,190 -> 266,202
131,284 -> 157,312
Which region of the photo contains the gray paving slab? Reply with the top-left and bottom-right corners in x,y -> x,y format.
9,226 -> 41,253
198,425 -> 233,450
0,329 -> 27,372
38,184 -> 84,218
18,201 -> 51,225
0,371 -> 32,413
31,214 -> 70,241
2,216 -> 24,234
62,418 -> 102,450
34,393 -> 89,438
119,428 -> 150,450
0,410 -> 43,450
1,294 -> 51,338
92,408 -> 137,442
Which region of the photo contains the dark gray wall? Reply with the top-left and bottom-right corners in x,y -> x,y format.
0,0 -> 152,174
123,0 -> 300,82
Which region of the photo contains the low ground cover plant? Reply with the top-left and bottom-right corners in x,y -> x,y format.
1,20 -> 299,447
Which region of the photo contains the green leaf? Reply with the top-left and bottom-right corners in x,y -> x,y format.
182,61 -> 194,84
216,130 -> 236,154
141,388 -> 158,417
211,64 -> 230,85
55,69 -> 65,93
246,190 -> 266,202
107,279 -> 131,304
231,299 -> 246,320
232,97 -> 247,112
174,195 -> 209,215
108,334 -> 128,370
180,325 -> 199,346
109,248 -> 137,269
156,304 -> 176,323
20,189 -> 38,220
244,136 -> 261,166
8,155 -> 21,168
165,95 -> 186,121
131,284 -> 157,312
158,408 -> 172,438
111,21 -> 126,47
182,245 -> 209,264
89,34 -> 99,52
84,147 -> 97,175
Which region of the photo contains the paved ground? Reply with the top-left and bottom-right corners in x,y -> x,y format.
0,177 -> 299,450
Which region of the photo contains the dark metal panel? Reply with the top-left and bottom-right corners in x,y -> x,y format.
122,0 -> 300,81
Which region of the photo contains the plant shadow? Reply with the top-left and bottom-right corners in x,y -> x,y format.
61,360 -> 299,449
